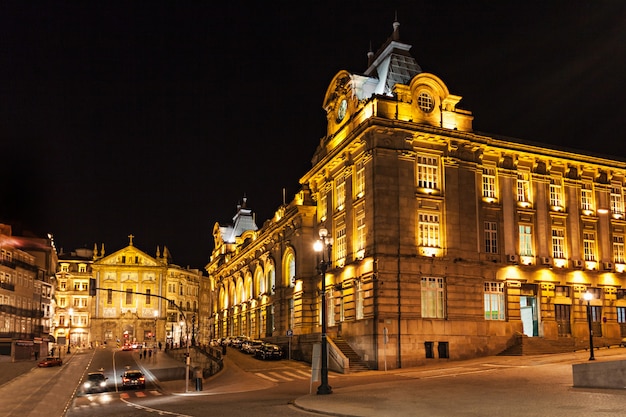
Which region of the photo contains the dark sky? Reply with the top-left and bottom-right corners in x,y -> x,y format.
2,1 -> 625,269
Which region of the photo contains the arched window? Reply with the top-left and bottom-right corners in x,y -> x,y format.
283,250 -> 296,287
255,267 -> 265,296
244,273 -> 253,301
219,287 -> 228,310
266,264 -> 276,294
236,278 -> 245,305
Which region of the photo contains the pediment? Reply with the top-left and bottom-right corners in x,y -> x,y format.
96,245 -> 159,267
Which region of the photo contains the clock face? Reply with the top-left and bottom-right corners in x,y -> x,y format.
337,99 -> 348,122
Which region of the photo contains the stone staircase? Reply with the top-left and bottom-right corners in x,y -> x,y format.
498,335 -> 576,356
332,337 -> 370,372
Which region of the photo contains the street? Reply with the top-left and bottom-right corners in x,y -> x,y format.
3,345 -> 626,417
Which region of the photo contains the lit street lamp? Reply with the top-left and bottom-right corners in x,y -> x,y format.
313,227 -> 333,395
583,291 -> 595,361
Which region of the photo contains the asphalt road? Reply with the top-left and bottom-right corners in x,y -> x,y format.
4,345 -> 626,417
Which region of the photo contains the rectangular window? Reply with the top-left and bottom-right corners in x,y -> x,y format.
355,280 -> 364,320
355,205 -> 366,254
482,167 -> 496,199
320,194 -> 328,221
417,155 -> 439,190
581,183 -> 594,212
552,228 -> 565,259
550,178 -> 563,208
327,292 -> 335,326
125,288 -> 133,305
106,289 -> 112,304
484,282 -> 505,320
355,160 -> 365,198
516,171 -> 531,203
484,221 -> 498,254
418,213 -> 440,247
145,288 -> 151,305
611,186 -> 625,217
519,225 -> 533,257
421,277 -> 445,318
583,232 -> 596,261
336,181 -> 345,211
336,220 -> 347,262
288,298 -> 294,331
618,307 -> 626,324
555,286 -> 570,297
614,234 -> 625,264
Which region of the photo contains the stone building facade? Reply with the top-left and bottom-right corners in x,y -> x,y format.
88,236 -> 203,349
206,19 -> 626,370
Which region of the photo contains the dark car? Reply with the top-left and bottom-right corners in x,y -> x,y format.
254,343 -> 283,360
83,372 -> 108,393
121,370 -> 145,390
38,357 -> 62,367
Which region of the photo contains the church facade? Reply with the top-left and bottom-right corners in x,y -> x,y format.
207,19 -> 626,370
88,237 -> 204,349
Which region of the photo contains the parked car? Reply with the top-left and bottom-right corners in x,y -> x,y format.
120,370 -> 145,390
254,343 -> 283,360
231,336 -> 249,349
83,372 -> 108,393
241,339 -> 263,354
38,356 -> 62,367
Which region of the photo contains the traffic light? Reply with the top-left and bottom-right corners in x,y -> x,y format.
89,278 -> 97,296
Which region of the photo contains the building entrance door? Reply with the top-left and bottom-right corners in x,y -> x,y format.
555,304 -> 571,336
521,296 -> 538,337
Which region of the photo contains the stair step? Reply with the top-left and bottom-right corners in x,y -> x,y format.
333,337 -> 370,371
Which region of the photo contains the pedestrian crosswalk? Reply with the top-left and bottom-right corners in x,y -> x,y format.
73,389 -> 163,410
253,368 -> 314,383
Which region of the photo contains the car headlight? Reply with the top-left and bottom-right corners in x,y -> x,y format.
84,382 -> 91,388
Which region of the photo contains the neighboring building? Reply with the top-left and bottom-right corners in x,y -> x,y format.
0,224 -> 57,360
54,247 -> 94,350
207,19 -> 626,370
89,236 -> 203,349
207,195 -> 318,351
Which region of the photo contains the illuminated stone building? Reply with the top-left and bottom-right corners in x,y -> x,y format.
0,224 -> 57,360
89,236 -> 202,348
207,19 -> 626,370
55,247 -> 93,349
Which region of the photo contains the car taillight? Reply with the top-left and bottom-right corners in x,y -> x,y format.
139,377 -> 145,382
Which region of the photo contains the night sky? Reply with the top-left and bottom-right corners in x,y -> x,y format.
2,1 -> 625,269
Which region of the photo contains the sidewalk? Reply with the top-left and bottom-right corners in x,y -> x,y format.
292,348 -> 626,417
0,355 -> 39,388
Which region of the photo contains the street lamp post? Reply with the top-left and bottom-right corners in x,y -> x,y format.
67,308 -> 73,354
180,320 -> 191,392
153,310 -> 158,347
583,291 -> 595,361
313,227 -> 333,395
